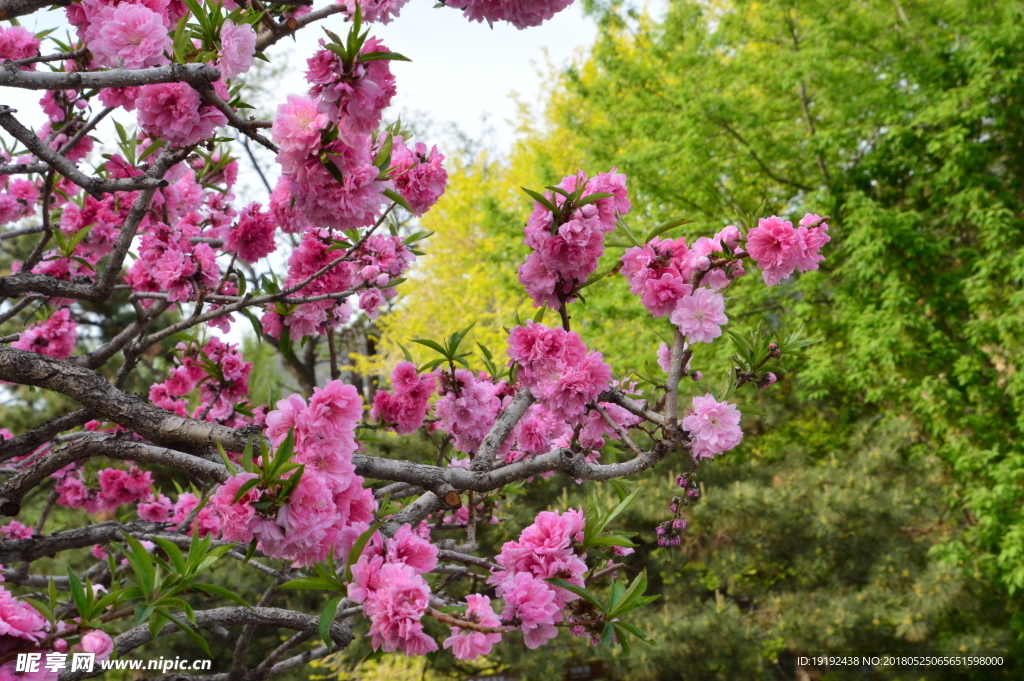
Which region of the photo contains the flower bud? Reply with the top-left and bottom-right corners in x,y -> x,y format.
687,487 -> 700,499
691,371 -> 703,381
375,273 -> 390,287
759,372 -> 778,389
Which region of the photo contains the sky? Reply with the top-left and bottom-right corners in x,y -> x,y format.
4,1 -> 601,154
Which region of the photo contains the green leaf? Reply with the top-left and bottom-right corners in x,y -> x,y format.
345,521 -> 382,582
600,621 -> 616,647
215,441 -> 240,476
192,584 -> 252,609
410,338 -> 449,358
319,596 -> 342,648
232,477 -> 262,503
521,187 -> 558,214
547,578 -> 604,613
276,577 -> 341,591
158,608 -> 212,657
610,570 -> 648,618
382,187 -> 413,213
153,537 -> 187,575
644,218 -> 695,243
359,50 -> 412,62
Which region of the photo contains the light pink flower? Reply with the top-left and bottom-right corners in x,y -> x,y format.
458,0 -> 575,29
88,4 -> 170,69
79,629 -> 114,660
669,288 -> 728,344
272,95 -> 328,160
0,26 -> 41,67
682,393 -> 742,459
218,20 -> 255,80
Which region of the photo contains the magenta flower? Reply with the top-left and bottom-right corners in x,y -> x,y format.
226,202 -> 276,263
136,82 -> 226,147
11,308 -> 78,359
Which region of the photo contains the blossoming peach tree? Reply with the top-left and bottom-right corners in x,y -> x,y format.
0,0 -> 830,676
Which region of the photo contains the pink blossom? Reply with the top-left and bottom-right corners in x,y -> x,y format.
458,0 -> 575,29
348,553 -> 384,604
88,4 -> 170,69
272,95 -> 328,160
136,82 -> 226,147
265,393 -> 307,446
682,393 -> 743,459
538,352 -> 612,422
0,26 -> 40,67
0,521 -> 32,540
303,380 -> 362,441
640,271 -> 692,318
306,37 -> 396,134
385,524 -> 438,574
97,466 -> 153,508
137,494 -> 173,522
793,213 -> 831,273
285,137 -> 389,231
443,594 -> 502,660
98,86 -> 140,111
0,585 -> 48,643
669,288 -> 728,344
11,308 -> 78,359
497,572 -> 560,649
338,0 -> 409,24
363,562 -> 437,655
218,20 -> 256,80
79,629 -> 114,660
226,202 -> 276,263
388,137 -> 448,216
656,342 -> 672,373
209,472 -> 262,543
434,369 -> 502,453
745,216 -> 799,285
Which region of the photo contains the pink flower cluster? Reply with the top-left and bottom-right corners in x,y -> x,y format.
11,309 -> 78,360
488,509 -> 586,649
138,491 -> 220,536
136,81 -> 228,147
457,0 -> 576,29
306,37 -> 396,136
126,219 -> 220,304
218,20 -> 256,80
210,381 -> 375,567
55,466 -> 153,513
348,525 -> 439,655
388,137 -> 448,216
507,322 -> 612,424
0,521 -> 33,540
681,393 -> 742,459
262,229 -> 415,340
226,202 -> 276,263
443,594 -> 503,660
0,176 -> 39,226
746,214 -> 831,285
0,583 -> 48,644
518,169 -> 630,308
371,361 -> 435,434
85,3 -> 170,69
0,25 -> 40,68
433,369 -> 504,454
148,338 -> 252,425
337,0 -> 410,24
